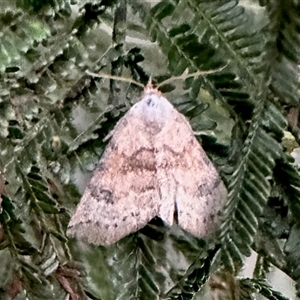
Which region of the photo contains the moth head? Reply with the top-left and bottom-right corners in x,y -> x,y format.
133,85 -> 174,125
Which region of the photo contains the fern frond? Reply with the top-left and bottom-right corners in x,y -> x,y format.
164,244 -> 219,299
262,0 -> 300,105
219,100 -> 286,271
245,278 -> 290,300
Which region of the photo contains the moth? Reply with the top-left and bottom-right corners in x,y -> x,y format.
67,83 -> 227,245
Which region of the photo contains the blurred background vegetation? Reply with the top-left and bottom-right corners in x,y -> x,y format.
0,0 -> 300,299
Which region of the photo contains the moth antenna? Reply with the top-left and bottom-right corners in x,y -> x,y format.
86,70 -> 145,88
156,64 -> 228,89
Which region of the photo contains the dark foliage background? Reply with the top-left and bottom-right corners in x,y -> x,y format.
0,0 -> 300,299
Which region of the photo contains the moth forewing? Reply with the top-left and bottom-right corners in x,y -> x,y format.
67,84 -> 227,245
